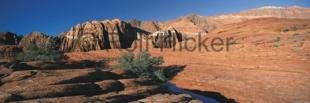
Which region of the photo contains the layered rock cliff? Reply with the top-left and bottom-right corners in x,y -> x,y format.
19,32 -> 59,50
59,19 -> 143,52
0,45 -> 21,60
0,32 -> 22,59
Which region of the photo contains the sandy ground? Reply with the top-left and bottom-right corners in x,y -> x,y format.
66,18 -> 310,103
65,44 -> 310,103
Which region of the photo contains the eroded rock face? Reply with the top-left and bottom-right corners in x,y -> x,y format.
128,19 -> 160,33
59,19 -> 139,52
19,32 -> 59,50
0,45 -> 22,60
0,32 -> 22,60
0,32 -> 21,45
151,27 -> 183,48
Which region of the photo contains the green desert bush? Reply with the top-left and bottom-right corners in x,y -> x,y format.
154,69 -> 168,82
16,43 -> 64,62
270,36 -> 281,47
117,51 -> 167,82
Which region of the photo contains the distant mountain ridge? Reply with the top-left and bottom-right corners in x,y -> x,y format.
222,6 -> 310,19
136,6 -> 310,34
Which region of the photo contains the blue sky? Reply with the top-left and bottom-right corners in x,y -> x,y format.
0,0 -> 309,35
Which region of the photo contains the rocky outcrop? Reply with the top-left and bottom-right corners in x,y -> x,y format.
0,32 -> 21,45
0,61 -> 204,103
19,32 -> 59,50
0,32 -> 22,60
59,19 -> 142,52
129,19 -> 160,33
0,45 -> 22,60
151,27 -> 183,48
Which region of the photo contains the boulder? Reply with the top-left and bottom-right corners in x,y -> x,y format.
59,19 -> 142,52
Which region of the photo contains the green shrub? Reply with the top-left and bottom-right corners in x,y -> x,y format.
282,28 -> 289,32
154,69 -> 168,82
270,36 -> 281,48
117,51 -> 167,82
16,43 -> 64,62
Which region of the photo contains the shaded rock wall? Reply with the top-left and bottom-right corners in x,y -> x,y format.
0,32 -> 21,45
59,19 -> 140,52
151,27 -> 183,48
